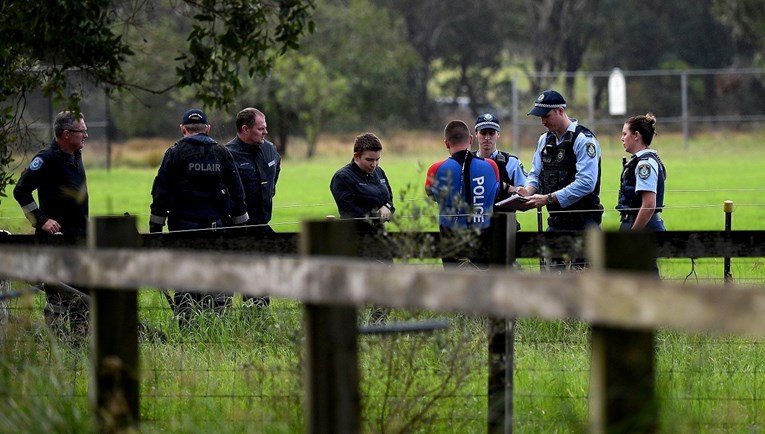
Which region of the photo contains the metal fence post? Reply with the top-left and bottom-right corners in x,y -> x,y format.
301,220 -> 360,434
88,215 -> 140,433
724,200 -> 734,284
488,212 -> 517,434
587,230 -> 657,434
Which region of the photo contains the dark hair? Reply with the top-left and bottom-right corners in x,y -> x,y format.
626,112 -> 657,146
444,120 -> 470,145
53,111 -> 84,137
236,107 -> 265,131
353,132 -> 382,154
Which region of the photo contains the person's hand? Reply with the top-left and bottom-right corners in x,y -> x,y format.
516,186 -> 531,197
516,194 -> 548,211
41,219 -> 61,234
501,182 -> 518,194
149,223 -> 164,233
378,205 -> 392,222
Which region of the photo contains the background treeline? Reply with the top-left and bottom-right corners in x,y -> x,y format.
14,0 -> 765,159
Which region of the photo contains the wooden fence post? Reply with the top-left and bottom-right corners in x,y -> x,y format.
587,230 -> 658,434
488,212 -> 517,434
301,220 -> 360,434
87,215 -> 140,433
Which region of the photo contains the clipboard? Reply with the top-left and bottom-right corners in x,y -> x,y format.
495,194 -> 528,207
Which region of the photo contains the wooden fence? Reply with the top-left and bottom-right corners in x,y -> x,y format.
0,214 -> 764,433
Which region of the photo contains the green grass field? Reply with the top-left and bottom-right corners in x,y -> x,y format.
1,131 -> 765,433
2,129 -> 764,234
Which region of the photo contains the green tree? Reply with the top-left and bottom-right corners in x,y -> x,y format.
514,0 -> 601,98
0,0 -> 315,199
243,54 -> 348,158
586,0 -> 736,116
430,0 -> 519,118
304,0 -> 419,131
374,0 -> 466,125
712,0 -> 764,66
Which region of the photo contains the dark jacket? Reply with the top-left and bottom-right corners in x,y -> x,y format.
224,137 -> 281,225
150,133 -> 248,229
330,160 -> 394,228
13,139 -> 88,236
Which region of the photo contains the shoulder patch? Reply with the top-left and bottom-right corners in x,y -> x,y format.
585,143 -> 597,158
637,163 -> 651,180
29,156 -> 44,171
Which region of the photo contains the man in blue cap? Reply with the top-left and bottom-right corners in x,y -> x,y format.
517,90 -> 603,269
517,90 -> 603,229
473,113 -> 527,212
149,108 -> 249,327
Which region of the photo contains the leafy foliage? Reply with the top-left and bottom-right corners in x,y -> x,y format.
0,0 -> 315,201
176,0 -> 315,109
238,54 -> 349,158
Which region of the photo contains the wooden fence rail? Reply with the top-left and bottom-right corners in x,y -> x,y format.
1,215 -> 765,433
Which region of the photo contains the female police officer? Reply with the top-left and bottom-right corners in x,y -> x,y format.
617,113 -> 666,232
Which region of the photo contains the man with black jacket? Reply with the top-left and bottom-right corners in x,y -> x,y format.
330,132 -> 394,323
225,107 -> 281,308
149,108 -> 249,327
330,132 -> 394,233
14,110 -> 90,341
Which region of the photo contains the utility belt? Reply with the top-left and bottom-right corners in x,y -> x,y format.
620,212 -> 661,223
168,218 -> 225,231
620,213 -> 637,223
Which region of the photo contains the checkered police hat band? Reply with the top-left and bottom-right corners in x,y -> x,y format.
475,121 -> 499,130
534,102 -> 566,109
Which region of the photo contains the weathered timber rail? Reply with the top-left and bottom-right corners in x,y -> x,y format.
1,215 -> 764,433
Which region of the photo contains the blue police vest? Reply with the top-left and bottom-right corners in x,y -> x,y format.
617,152 -> 666,216
539,125 -> 602,225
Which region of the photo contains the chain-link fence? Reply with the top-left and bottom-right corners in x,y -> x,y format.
14,67 -> 765,170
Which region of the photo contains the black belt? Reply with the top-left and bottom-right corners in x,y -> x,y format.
620,212 -> 661,223
620,213 -> 636,223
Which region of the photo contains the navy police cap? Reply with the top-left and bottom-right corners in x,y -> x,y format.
181,108 -> 208,125
527,90 -> 567,117
475,113 -> 500,132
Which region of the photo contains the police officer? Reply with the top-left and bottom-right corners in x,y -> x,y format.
517,90 -> 603,231
13,111 -> 90,341
474,113 -> 527,224
225,107 -> 281,308
426,120 -> 500,268
617,112 -> 666,232
149,108 -> 249,327
225,108 -> 281,231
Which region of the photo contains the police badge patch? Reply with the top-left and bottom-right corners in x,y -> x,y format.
556,149 -> 565,162
29,157 -> 44,171
585,143 -> 596,158
637,163 -> 651,180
